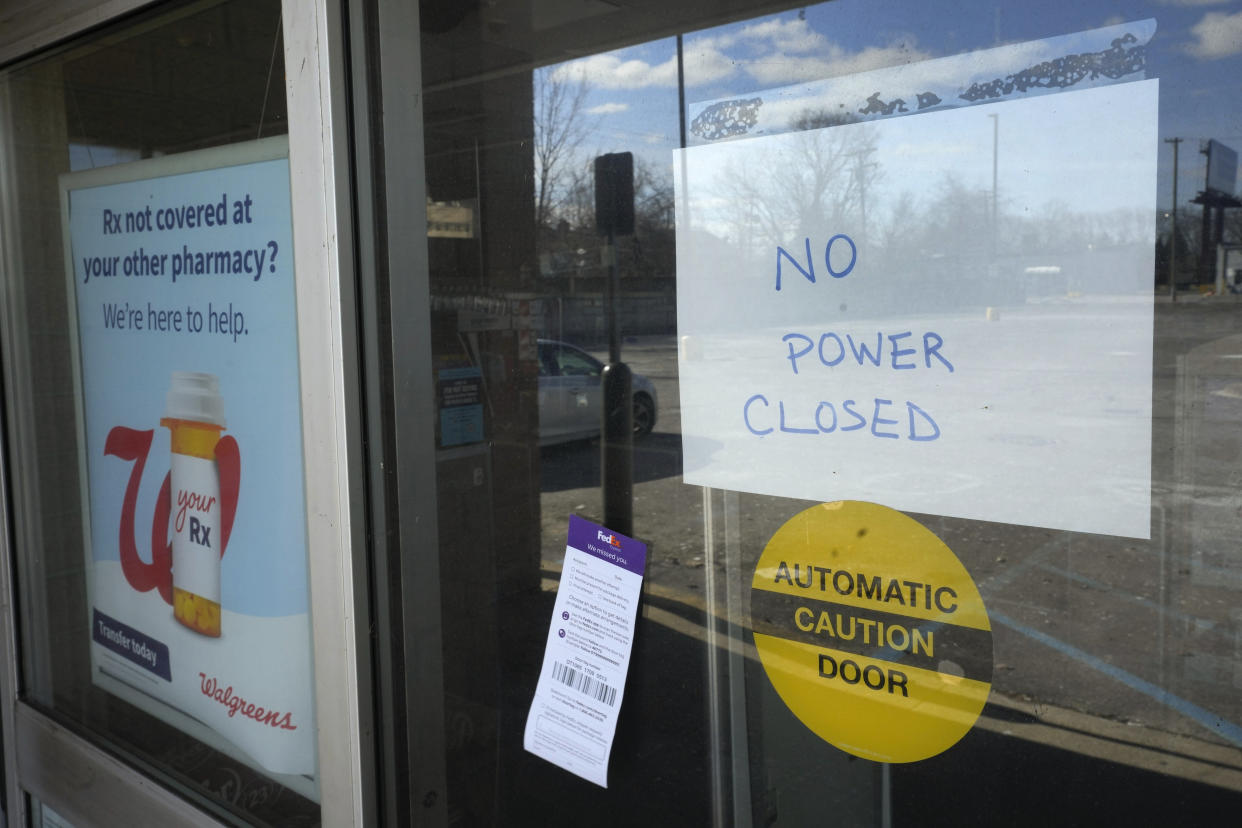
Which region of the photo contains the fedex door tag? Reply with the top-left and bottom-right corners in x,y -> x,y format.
524,515 -> 647,787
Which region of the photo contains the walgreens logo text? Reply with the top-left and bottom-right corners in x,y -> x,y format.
199,672 -> 297,730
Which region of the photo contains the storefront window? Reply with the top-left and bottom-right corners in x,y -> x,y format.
416,0 -> 1242,824
5,0 -> 1242,824
0,2 -> 319,825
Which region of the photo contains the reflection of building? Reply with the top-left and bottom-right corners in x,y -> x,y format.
426,199 -> 476,238
1223,246 -> 1242,293
1192,140 -> 1242,286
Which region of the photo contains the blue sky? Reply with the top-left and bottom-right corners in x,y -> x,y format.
542,0 -> 1242,209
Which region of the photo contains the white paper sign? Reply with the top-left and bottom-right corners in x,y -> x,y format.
676,79 -> 1158,538
525,515 -> 647,787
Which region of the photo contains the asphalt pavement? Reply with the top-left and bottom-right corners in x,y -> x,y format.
532,298 -> 1242,824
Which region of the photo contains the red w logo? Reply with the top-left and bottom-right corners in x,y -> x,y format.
104,426 -> 240,604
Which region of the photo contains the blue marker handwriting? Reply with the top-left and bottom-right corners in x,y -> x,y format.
743,395 -> 941,442
747,237 -> 956,441
775,233 -> 856,290
782,331 -> 954,374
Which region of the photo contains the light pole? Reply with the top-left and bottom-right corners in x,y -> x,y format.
1166,137 -> 1182,301
988,113 -> 998,261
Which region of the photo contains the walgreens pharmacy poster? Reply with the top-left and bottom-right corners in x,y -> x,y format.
60,137 -> 316,784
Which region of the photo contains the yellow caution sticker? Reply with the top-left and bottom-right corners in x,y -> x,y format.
751,501 -> 992,763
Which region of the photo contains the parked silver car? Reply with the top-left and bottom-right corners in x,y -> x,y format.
537,339 -> 657,445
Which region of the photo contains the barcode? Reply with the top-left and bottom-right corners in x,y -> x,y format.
551,660 -> 618,706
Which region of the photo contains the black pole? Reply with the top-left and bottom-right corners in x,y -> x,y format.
595,153 -> 635,536
606,226 -> 620,364
601,227 -> 633,536
677,34 -> 687,151
1201,141 -> 1213,286
1201,195 -> 1213,287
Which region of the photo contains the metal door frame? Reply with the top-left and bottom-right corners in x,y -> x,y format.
0,0 -> 376,824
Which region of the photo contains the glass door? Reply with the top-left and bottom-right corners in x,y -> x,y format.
364,0 -> 1242,824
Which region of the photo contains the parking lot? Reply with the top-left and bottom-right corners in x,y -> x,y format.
533,296 -> 1242,821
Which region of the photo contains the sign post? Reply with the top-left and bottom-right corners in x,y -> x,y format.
595,152 -> 635,537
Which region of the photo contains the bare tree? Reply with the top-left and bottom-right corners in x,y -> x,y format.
876,190 -> 919,258
624,155 -> 676,278
533,65 -> 595,248
634,155 -> 674,233
560,159 -> 597,231
713,108 -> 879,256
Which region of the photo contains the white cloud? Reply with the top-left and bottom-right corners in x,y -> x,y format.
553,53 -> 679,89
736,18 -> 828,54
683,45 -> 741,85
746,42 -> 932,86
553,41 -> 739,89
554,15 -> 929,91
688,31 -> 740,54
587,102 -> 629,114
1155,0 -> 1229,6
1187,10 -> 1242,58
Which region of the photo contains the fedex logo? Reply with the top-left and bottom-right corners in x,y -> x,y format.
597,530 -> 622,548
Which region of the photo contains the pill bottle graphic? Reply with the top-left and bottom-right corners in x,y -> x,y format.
161,372 -> 226,637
